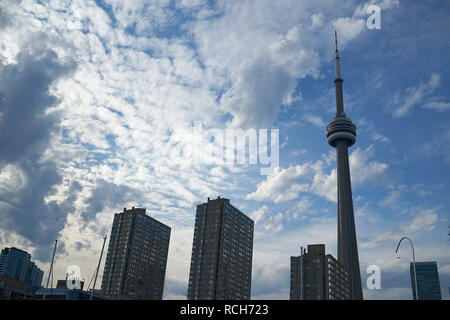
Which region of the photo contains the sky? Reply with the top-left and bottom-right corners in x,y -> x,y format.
0,0 -> 449,300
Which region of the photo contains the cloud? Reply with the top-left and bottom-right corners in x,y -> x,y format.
407,209 -> 438,233
0,6 -> 11,30
80,179 -> 143,224
348,145 -> 389,188
250,198 -> 314,237
315,145 -> 389,200
361,209 -> 438,249
248,145 -> 388,203
310,13 -> 324,29
391,73 -> 441,118
261,212 -> 285,234
246,165 -> 310,203
0,33 -> 78,260
250,205 -> 269,224
190,0 -> 373,128
291,198 -> 313,219
0,42 -> 75,162
379,189 -> 401,208
0,2 -> 375,256
412,123 -> 450,165
355,118 -> 390,143
332,17 -> 365,43
423,101 -> 450,111
302,114 -> 326,128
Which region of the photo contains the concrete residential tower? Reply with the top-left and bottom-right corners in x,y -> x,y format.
290,244 -> 351,300
101,207 -> 171,300
326,32 -> 363,300
0,247 -> 43,287
187,197 -> 254,300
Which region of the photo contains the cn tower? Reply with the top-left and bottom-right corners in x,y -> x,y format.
326,31 -> 363,300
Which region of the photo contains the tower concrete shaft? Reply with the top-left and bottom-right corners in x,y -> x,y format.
326,32 -> 363,300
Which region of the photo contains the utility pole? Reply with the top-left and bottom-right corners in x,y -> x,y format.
90,235 -> 107,300
43,239 -> 58,300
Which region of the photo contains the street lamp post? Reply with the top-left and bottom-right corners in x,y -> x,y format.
395,236 -> 418,300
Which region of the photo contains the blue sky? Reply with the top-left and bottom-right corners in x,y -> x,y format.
0,0 -> 449,300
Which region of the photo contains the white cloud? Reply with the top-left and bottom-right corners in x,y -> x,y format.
190,0 -> 370,128
246,165 -> 310,203
262,212 -> 285,233
423,101 -> 450,111
349,145 -> 388,187
247,145 -> 388,203
0,164 -> 27,194
355,118 -> 390,143
407,209 -> 438,233
311,13 -> 324,29
292,198 -> 313,219
302,113 -> 326,128
379,189 -> 401,207
332,17 -> 365,43
250,205 -> 269,224
391,73 -> 441,118
413,124 -> 450,165
361,209 -> 439,248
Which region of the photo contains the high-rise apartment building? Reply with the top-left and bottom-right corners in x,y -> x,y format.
187,197 -> 254,300
0,247 -> 30,283
0,247 -> 43,287
25,261 -> 44,287
101,207 -> 171,300
290,244 -> 351,300
411,261 -> 442,300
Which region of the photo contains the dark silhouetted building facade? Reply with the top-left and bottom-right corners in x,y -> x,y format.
290,244 -> 351,300
411,261 -> 442,300
0,275 -> 33,300
0,247 -> 43,287
101,207 -> 171,300
187,197 -> 254,300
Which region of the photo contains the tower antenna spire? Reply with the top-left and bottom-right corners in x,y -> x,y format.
335,30 -> 338,52
334,30 -> 342,80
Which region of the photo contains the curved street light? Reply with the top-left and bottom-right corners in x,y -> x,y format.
395,237 -> 418,300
